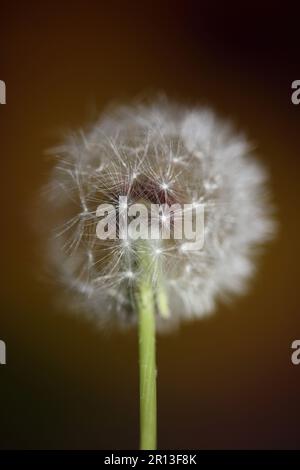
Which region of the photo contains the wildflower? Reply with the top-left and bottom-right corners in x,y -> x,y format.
42,98 -> 275,449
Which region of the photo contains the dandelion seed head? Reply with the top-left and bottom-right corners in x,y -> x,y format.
42,98 -> 275,330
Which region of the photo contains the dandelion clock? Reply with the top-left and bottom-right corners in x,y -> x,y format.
42,98 -> 275,449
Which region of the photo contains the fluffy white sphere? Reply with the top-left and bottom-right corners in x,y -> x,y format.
44,99 -> 275,329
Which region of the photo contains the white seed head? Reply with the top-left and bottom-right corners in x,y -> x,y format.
42,98 -> 275,330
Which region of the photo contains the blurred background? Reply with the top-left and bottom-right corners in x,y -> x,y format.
0,2 -> 299,449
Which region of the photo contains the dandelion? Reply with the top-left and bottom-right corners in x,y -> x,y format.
42,98 -> 275,449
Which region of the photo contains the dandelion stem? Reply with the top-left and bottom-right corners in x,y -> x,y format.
136,256 -> 157,450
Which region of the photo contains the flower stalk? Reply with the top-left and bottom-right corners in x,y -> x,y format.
136,245 -> 157,450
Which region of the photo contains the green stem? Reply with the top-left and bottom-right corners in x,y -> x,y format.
136,270 -> 157,450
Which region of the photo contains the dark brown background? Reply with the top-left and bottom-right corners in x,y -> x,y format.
0,2 -> 299,449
